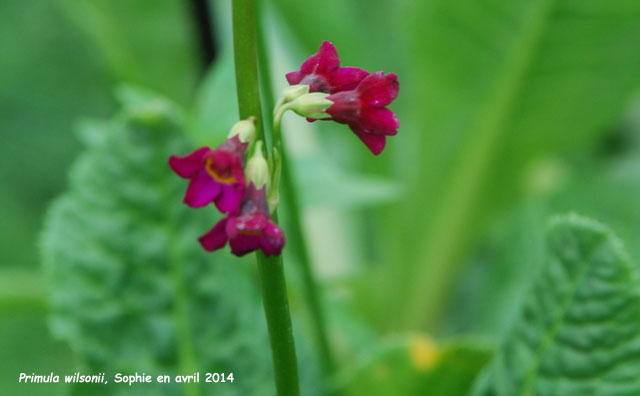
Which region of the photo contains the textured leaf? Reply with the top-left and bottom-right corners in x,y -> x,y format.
472,214 -> 640,396
41,88 -> 283,396
389,0 -> 640,329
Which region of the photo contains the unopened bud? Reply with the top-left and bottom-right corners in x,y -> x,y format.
288,93 -> 333,119
282,84 -> 309,102
228,116 -> 256,143
274,85 -> 310,113
246,141 -> 269,190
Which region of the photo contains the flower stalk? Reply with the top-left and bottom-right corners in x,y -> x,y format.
256,12 -> 338,390
232,1 -> 300,396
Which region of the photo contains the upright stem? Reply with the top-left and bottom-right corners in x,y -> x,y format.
231,2 -> 301,396
282,151 -> 337,377
232,0 -> 263,141
255,1 -> 337,382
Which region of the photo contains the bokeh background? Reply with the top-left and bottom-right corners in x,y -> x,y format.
2,0 -> 640,395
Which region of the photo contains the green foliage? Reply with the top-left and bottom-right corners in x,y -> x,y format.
55,0 -> 200,105
10,1 -> 640,395
393,0 -> 640,329
0,302 -> 76,396
268,0 -> 640,332
450,126 -> 640,337
0,0 -> 112,269
343,337 -> 491,396
41,88 -> 280,396
472,214 -> 640,395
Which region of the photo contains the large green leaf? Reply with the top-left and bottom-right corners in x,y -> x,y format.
391,0 -> 640,329
449,119 -> 640,337
40,88 -> 307,396
472,214 -> 640,395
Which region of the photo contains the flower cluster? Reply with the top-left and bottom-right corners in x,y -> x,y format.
284,41 -> 399,155
170,40 -> 398,257
169,119 -> 285,257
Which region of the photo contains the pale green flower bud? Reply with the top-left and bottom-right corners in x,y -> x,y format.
288,93 -> 333,119
246,141 -> 269,190
228,116 -> 256,143
281,84 -> 309,102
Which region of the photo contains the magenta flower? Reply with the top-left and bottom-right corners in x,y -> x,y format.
286,40 -> 369,94
325,72 -> 399,155
199,183 -> 285,257
168,135 -> 247,213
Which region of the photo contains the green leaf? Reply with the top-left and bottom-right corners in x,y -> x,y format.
0,0 -> 112,270
472,214 -> 640,396
55,0 -> 200,105
270,0 -> 399,70
40,88 -> 283,396
450,129 -> 640,337
342,336 -> 492,396
392,0 -> 640,329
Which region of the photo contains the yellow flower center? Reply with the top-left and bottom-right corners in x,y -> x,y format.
205,157 -> 236,184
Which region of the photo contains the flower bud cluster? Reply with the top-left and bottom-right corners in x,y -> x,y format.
169,118 -> 285,257
282,40 -> 399,155
169,40 -> 399,257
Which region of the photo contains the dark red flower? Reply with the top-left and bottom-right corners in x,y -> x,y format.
199,183 -> 285,257
168,135 -> 247,213
325,72 -> 399,155
286,40 -> 369,94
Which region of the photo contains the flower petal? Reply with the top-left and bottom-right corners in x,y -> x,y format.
286,71 -> 303,85
216,184 -> 244,214
229,234 -> 261,257
299,41 -> 340,75
350,126 -> 387,155
169,147 -> 210,178
357,72 -> 399,107
184,169 -> 221,208
260,221 -> 285,256
198,218 -> 229,252
327,66 -> 369,92
360,107 -> 399,135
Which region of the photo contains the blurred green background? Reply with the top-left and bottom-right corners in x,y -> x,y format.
2,0 -> 640,395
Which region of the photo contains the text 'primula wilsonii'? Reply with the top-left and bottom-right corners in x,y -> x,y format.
169,40 -> 398,256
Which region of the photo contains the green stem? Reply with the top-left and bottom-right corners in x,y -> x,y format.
232,2 -> 301,396
255,1 -> 337,383
232,0 -> 264,141
272,112 -> 337,380
255,253 -> 301,396
281,151 -> 337,378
